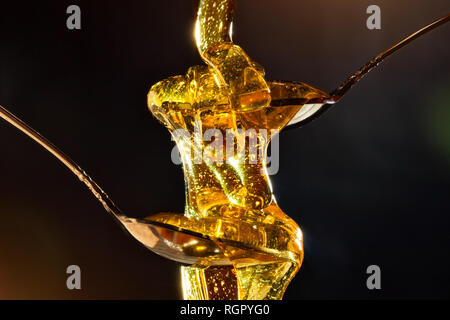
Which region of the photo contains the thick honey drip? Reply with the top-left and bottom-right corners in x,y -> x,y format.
195,0 -> 270,112
147,0 -> 329,300
181,264 -> 239,300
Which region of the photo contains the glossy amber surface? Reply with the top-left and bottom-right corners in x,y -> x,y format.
147,0 -> 328,300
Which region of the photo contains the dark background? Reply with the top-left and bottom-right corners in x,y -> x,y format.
0,0 -> 449,299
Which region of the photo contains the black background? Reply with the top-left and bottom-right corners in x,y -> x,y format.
0,0 -> 449,299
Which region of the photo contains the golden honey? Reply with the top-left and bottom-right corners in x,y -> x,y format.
146,0 -> 329,300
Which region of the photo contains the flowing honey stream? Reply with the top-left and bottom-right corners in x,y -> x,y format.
1,0 -> 449,300
146,1 -> 449,300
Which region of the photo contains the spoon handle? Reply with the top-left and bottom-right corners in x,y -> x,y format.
0,104 -> 124,219
331,13 -> 450,102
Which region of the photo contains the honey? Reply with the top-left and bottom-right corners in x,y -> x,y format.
146,0 -> 329,300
